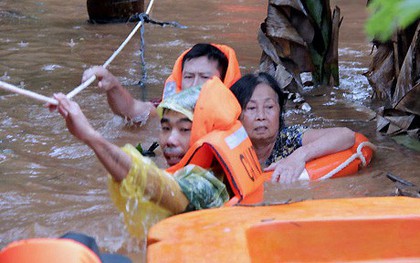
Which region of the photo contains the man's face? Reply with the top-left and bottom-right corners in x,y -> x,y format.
159,110 -> 192,166
181,56 -> 221,89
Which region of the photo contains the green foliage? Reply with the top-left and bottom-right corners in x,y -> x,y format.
135,143 -> 144,154
392,135 -> 420,152
365,0 -> 420,41
135,142 -> 159,157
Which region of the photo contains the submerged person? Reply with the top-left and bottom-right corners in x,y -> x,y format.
84,43 -> 241,126
54,77 -> 264,237
230,72 -> 356,184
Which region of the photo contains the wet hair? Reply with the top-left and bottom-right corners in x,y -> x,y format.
181,43 -> 229,81
230,72 -> 287,128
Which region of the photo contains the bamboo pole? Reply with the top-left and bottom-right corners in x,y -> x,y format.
0,80 -> 58,105
0,0 -> 156,105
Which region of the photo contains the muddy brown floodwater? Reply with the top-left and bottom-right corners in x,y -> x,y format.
0,0 -> 419,261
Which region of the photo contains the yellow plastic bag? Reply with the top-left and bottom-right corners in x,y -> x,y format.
108,144 -> 181,238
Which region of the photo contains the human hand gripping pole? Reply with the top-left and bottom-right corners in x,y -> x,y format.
53,93 -> 98,143
0,0 -> 155,104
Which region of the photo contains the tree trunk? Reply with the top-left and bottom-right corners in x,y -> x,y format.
87,0 -> 144,24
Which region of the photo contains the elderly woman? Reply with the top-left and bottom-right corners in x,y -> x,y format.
230,72 -> 355,184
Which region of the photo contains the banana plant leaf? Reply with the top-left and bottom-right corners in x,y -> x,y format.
270,0 -> 307,15
364,44 -> 396,104
265,4 -> 306,45
393,23 -> 420,115
366,18 -> 419,138
392,134 -> 420,152
395,83 -> 420,116
258,0 -> 341,92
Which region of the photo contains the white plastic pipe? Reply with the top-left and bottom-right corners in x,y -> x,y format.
0,80 -> 58,105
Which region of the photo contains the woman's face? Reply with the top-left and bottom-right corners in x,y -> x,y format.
240,83 -> 280,144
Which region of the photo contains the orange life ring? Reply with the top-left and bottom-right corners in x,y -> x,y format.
301,132 -> 374,180
264,132 -> 375,182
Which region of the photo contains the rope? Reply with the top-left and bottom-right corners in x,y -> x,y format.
128,13 -> 188,28
1,0 -> 187,104
66,0 -> 156,99
316,141 -> 377,181
129,13 -> 187,100
137,13 -> 148,100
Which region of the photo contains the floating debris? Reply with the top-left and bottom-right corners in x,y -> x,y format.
387,172 -> 420,198
18,41 -> 29,48
66,39 -> 76,48
301,102 -> 312,112
41,64 -> 63,72
386,172 -> 416,187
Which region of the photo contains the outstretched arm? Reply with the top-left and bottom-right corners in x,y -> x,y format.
54,93 -> 189,214
82,66 -> 157,122
54,93 -> 131,181
266,127 -> 355,184
301,127 -> 355,157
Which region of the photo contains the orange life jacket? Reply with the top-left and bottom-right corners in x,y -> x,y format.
162,44 -> 241,100
166,78 -> 265,205
0,238 -> 101,263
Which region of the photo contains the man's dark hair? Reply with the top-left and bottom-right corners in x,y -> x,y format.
230,72 -> 287,128
182,43 -> 229,81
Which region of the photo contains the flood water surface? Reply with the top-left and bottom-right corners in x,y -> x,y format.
1,0 -> 419,261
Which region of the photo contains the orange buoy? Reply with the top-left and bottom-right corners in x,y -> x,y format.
87,0 -> 144,24
261,132 -> 375,182
0,238 -> 101,263
300,132 -> 375,180
147,197 -> 420,262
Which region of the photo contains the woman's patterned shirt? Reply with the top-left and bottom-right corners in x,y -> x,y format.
265,124 -> 308,166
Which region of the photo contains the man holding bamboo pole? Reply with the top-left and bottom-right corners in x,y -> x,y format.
53,76 -> 264,237
84,43 -> 240,126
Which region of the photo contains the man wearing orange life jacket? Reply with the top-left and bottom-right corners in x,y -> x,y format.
83,43 -> 241,126
163,77 -> 266,206
161,43 -> 241,99
53,77 -> 263,237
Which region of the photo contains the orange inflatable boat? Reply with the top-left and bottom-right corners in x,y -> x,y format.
147,197 -> 420,262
